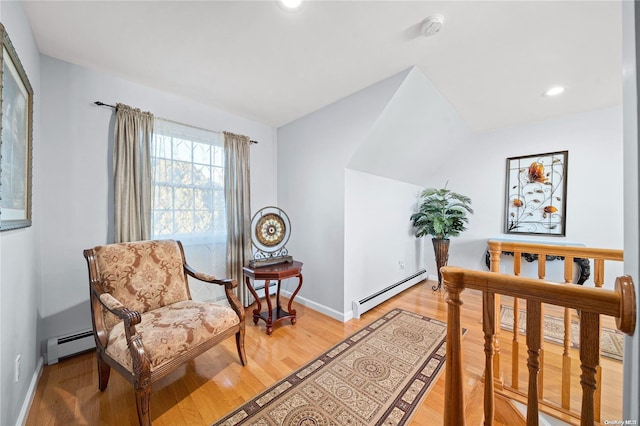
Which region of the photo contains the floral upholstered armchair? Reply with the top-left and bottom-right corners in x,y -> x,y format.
83,239 -> 247,426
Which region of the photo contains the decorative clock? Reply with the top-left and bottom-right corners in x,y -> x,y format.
249,206 -> 293,267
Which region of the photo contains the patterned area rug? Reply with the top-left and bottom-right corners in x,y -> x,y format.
500,305 -> 624,361
215,309 -> 449,425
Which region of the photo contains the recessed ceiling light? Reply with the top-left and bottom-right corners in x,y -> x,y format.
278,0 -> 303,10
543,86 -> 565,97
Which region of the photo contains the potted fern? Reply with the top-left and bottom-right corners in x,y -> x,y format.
410,185 -> 473,290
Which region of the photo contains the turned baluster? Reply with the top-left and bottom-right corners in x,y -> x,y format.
487,241 -> 503,389
536,255 -> 545,400
512,254 -> 521,390
561,256 -> 573,410
579,311 -> 600,426
483,291 -> 496,425
526,300 -> 542,426
592,258 -> 606,422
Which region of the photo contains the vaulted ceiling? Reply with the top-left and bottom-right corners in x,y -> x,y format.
23,1 -> 622,132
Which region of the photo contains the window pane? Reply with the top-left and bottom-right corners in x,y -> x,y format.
172,160 -> 192,185
174,187 -> 194,210
212,167 -> 224,190
195,189 -> 212,210
212,146 -> 224,167
194,210 -> 213,233
175,210 -> 194,234
153,135 -> 173,159
213,190 -> 225,210
193,142 -> 211,165
153,211 -> 174,236
153,185 -> 173,210
193,164 -> 211,187
173,139 -> 192,162
153,158 -> 172,184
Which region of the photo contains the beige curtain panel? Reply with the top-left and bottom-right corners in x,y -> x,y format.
224,131 -> 253,307
113,103 -> 154,243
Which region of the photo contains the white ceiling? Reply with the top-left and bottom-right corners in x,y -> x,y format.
22,1 -> 622,132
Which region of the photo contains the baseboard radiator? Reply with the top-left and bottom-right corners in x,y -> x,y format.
46,329 -> 95,365
352,269 -> 427,319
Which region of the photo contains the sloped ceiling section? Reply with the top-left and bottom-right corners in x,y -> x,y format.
347,66 -> 472,187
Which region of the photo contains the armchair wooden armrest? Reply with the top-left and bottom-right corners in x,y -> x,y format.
184,264 -> 237,287
93,288 -> 151,387
90,283 -> 144,348
96,292 -> 143,337
183,264 -> 245,322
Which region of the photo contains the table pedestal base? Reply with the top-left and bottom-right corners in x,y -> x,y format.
243,261 -> 303,335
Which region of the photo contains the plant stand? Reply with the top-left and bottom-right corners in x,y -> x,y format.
432,238 -> 450,291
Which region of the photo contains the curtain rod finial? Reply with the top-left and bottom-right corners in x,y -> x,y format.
94,101 -> 116,109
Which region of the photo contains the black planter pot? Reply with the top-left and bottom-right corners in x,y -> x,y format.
432,238 -> 450,291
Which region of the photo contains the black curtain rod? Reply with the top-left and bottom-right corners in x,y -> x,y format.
93,101 -> 259,144
94,101 -> 116,109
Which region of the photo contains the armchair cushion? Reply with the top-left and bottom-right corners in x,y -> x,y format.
93,240 -> 191,331
106,300 -> 240,372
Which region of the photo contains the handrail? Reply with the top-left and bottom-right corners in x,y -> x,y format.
447,268 -> 627,317
441,266 -> 635,426
488,240 -> 624,262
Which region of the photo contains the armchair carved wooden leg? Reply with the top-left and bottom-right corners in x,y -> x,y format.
236,324 -> 247,366
96,353 -> 111,391
134,378 -> 152,426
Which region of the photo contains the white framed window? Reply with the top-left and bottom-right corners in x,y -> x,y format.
150,118 -> 226,246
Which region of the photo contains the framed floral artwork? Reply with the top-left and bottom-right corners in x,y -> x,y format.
504,151 -> 568,236
0,23 -> 33,231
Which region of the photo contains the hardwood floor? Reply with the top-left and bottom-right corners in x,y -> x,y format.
25,280 -> 623,425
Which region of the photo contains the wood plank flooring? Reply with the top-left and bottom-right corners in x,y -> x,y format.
25,280 -> 623,425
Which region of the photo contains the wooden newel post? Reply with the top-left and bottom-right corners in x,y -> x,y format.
442,267 -> 465,426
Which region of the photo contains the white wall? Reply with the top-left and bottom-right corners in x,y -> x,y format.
344,170 -> 425,313
277,69 -> 410,319
348,67 -> 472,187
436,106 -> 624,288
278,67 -> 475,320
0,2 -> 41,425
342,67 -> 474,316
37,55 -> 278,351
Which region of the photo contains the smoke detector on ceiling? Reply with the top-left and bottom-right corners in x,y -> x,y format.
421,15 -> 444,38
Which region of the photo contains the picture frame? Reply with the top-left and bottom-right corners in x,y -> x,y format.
504,150 -> 568,236
0,23 -> 33,231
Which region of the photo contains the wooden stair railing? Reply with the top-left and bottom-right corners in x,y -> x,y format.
442,267 -> 635,426
487,241 -> 624,421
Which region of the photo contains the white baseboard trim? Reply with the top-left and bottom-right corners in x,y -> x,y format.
17,355 -> 43,426
281,274 -> 437,323
351,270 -> 426,320
280,290 -> 349,322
